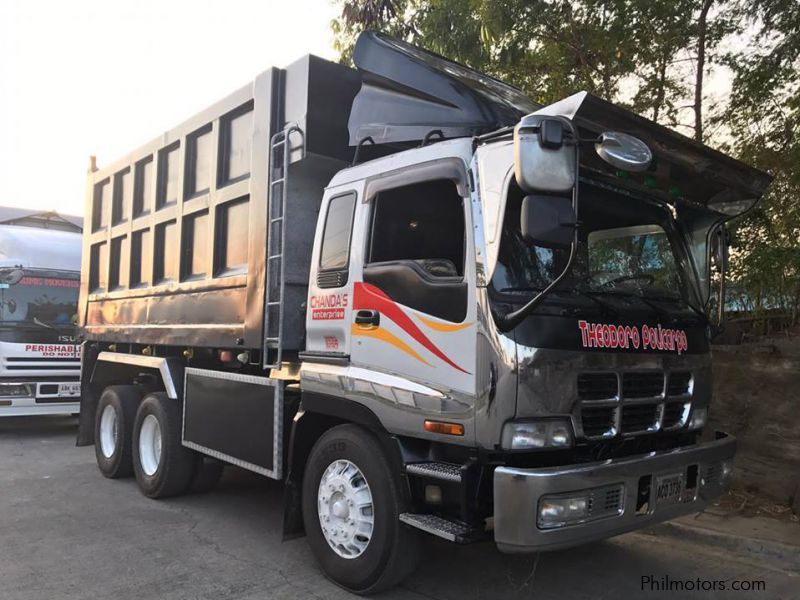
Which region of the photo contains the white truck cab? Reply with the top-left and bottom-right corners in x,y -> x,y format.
0,211 -> 82,416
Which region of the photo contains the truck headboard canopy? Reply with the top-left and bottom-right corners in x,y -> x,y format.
348,31 -> 536,145
536,92 -> 773,216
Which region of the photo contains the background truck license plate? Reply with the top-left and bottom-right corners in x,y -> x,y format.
58,383 -> 81,397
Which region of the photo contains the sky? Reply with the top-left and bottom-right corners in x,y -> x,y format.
0,0 -> 339,217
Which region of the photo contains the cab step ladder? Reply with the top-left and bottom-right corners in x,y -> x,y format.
263,123 -> 304,369
399,513 -> 484,543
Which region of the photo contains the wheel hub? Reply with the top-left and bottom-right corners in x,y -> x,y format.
99,404 -> 118,459
317,459 -> 374,559
138,414 -> 162,477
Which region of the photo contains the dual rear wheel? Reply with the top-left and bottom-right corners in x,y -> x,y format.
94,387 -> 418,593
94,386 -> 221,497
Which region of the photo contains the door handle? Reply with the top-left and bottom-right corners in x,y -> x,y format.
355,309 -> 380,328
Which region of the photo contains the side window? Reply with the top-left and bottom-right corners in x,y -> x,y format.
318,192 -> 356,288
368,179 -> 465,278
364,179 -> 468,322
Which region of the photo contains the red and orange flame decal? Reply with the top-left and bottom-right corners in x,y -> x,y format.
353,282 -> 469,374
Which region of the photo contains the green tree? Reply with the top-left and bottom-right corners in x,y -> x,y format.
333,0 -> 741,138
723,0 -> 800,327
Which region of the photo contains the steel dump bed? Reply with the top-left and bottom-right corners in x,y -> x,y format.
78,55 -> 359,355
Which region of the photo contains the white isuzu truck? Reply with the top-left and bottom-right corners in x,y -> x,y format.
76,32 -> 771,594
0,209 -> 82,416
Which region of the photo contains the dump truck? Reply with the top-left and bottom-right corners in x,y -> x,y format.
76,32 -> 772,593
0,209 -> 82,416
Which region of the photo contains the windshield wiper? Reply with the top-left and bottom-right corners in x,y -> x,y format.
499,286 -> 620,317
32,317 -> 55,330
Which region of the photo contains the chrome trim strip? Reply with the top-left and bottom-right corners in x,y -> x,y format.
95,351 -> 180,399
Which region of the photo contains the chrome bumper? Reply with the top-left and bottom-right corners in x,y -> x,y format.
493,433 -> 736,553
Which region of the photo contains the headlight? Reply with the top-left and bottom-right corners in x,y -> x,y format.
0,383 -> 33,397
688,407 -> 708,430
501,419 -> 574,450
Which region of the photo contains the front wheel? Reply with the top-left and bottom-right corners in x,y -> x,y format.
301,424 -> 419,594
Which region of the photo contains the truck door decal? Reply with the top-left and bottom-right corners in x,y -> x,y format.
349,323 -> 431,366
353,282 -> 470,373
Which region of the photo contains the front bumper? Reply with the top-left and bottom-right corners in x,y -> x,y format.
493,432 -> 735,552
0,380 -> 81,417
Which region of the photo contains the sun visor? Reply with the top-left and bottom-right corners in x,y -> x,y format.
537,92 -> 773,214
348,31 -> 537,145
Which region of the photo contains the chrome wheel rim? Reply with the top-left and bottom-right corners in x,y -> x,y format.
99,404 -> 118,459
317,459 -> 374,559
138,414 -> 162,476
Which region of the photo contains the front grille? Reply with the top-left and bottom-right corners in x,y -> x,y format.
622,372 -> 664,398
662,401 -> 688,429
578,370 -> 693,439
581,406 -> 616,437
5,365 -> 80,371
577,373 -> 618,400
667,371 -> 691,396
621,404 -> 659,433
3,356 -> 80,372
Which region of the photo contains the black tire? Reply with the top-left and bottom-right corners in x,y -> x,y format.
132,392 -> 195,498
190,455 -> 225,493
302,424 -> 419,595
93,385 -> 141,479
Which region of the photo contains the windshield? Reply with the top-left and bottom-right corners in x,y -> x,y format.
492,181 -> 698,307
0,273 -> 79,328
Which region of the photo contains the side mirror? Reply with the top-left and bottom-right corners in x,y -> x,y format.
5,300 -> 16,314
514,115 -> 576,193
521,195 -> 577,249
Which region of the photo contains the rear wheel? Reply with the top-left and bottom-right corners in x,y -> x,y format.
94,385 -> 141,478
302,424 -> 419,594
132,392 -> 195,498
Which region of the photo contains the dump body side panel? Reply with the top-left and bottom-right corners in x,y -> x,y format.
78,56 -> 360,352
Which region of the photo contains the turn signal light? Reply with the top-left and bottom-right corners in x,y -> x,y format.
423,420 -> 464,436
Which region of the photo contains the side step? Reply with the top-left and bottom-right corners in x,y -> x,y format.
399,513 -> 484,543
404,461 -> 462,483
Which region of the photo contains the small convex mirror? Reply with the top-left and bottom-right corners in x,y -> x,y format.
514,115 -> 576,194
595,132 -> 652,172
0,268 -> 24,286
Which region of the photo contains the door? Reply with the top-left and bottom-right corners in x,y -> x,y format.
305,188 -> 360,359
349,168 -> 477,395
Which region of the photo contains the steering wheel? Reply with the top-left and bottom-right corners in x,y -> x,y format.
599,273 -> 655,289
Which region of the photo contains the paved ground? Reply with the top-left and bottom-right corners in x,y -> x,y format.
1,416 -> 796,600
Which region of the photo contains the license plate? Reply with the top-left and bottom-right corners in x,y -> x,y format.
654,472 -> 684,508
57,383 -> 81,397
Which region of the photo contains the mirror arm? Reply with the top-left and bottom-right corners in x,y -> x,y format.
496,154 -> 581,332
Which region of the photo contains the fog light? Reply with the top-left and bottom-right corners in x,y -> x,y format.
0,383 -> 32,397
688,407 -> 708,430
538,494 -> 589,529
501,419 -> 574,450
720,459 -> 734,485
